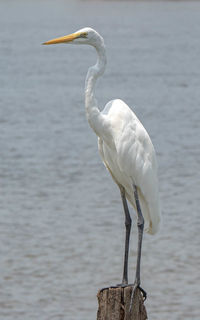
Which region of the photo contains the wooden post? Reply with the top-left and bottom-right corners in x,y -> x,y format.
97,286 -> 147,320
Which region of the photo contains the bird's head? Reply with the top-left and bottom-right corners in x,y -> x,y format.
43,27 -> 104,48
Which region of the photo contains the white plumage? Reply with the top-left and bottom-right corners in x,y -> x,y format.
44,27 -> 161,302
99,98 -> 160,235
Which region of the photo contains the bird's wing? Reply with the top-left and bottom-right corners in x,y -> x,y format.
101,99 -> 161,234
102,100 -> 157,191
113,102 -> 158,201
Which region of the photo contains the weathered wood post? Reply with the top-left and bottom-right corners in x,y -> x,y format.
97,286 -> 147,320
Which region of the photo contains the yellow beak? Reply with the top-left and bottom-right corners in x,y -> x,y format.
43,32 -> 82,45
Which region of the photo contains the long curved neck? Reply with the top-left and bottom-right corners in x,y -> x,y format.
85,43 -> 107,136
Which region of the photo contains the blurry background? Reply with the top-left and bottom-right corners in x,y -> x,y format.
0,0 -> 200,319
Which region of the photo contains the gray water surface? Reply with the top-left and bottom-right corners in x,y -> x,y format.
0,1 -> 200,319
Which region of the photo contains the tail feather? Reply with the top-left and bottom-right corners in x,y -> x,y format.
144,200 -> 161,235
128,188 -> 161,235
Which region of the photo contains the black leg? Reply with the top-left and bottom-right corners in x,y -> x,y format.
129,185 -> 146,312
100,186 -> 132,292
119,186 -> 132,285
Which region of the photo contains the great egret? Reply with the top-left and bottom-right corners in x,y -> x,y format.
43,27 -> 161,307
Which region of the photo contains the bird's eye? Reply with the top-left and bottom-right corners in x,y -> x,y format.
79,32 -> 88,38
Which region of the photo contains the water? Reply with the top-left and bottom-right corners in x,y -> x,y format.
0,0 -> 200,319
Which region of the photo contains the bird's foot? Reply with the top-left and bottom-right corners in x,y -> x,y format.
100,282 -> 146,302
131,282 -> 147,301
100,283 -> 133,292
115,282 -> 134,288
137,285 -> 147,301
129,283 -> 147,313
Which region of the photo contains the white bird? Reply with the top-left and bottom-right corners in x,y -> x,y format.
43,27 -> 161,305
